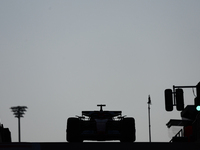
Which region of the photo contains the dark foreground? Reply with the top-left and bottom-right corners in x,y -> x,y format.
0,142 -> 200,150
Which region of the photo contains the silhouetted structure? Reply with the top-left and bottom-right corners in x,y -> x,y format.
165,82 -> 200,142
0,123 -> 11,142
10,106 -> 27,142
164,84 -> 198,112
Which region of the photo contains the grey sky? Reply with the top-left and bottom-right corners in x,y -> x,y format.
0,1 -> 200,142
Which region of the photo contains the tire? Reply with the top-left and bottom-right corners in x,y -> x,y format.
120,117 -> 135,142
66,118 -> 82,142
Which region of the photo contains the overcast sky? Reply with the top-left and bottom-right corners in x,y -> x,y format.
0,1 -> 200,142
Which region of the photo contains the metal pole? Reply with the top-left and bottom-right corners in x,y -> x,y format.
148,95 -> 151,142
18,116 -> 21,142
173,85 -> 196,89
148,104 -> 151,142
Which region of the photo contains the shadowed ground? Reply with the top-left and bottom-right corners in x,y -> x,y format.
0,142 -> 200,150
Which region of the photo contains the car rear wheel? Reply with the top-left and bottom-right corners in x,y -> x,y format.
120,117 -> 135,142
67,118 -> 83,142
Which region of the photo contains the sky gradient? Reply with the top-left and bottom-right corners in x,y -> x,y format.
0,1 -> 200,142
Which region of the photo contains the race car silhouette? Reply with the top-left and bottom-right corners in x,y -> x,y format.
66,104 -> 135,142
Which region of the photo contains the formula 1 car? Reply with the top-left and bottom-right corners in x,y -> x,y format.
66,104 -> 135,142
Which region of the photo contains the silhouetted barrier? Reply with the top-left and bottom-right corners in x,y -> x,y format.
0,142 -> 200,150
0,124 -> 11,143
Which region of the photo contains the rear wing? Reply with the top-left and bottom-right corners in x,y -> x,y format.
82,111 -> 122,117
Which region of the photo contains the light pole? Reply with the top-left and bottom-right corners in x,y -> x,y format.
10,106 -> 27,142
147,95 -> 152,142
